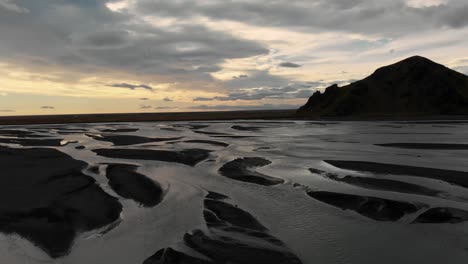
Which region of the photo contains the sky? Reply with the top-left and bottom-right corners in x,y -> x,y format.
0,0 -> 468,115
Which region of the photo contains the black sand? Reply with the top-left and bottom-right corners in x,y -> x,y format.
0,138 -> 65,147
183,140 -> 229,147
93,148 -> 211,166
219,157 -> 284,186
100,128 -> 139,133
376,143 -> 468,150
106,164 -> 163,207
143,247 -> 211,264
144,193 -> 303,264
325,160 -> 468,188
204,199 -> 267,231
86,134 -> 182,146
0,129 -> 48,138
0,146 -> 122,258
413,207 -> 468,224
313,170 -> 442,197
205,192 -> 229,200
193,131 -> 229,136
173,124 -> 210,130
307,191 -> 420,221
231,125 -> 263,132
211,135 -> 257,139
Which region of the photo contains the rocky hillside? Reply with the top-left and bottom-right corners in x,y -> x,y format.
298,56 -> 468,116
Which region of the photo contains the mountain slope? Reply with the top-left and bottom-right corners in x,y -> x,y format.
298,56 -> 468,116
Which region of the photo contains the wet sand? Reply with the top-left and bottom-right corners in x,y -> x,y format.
1,120 -> 468,263
219,157 -> 284,186
0,146 -> 122,258
325,160 -> 468,188
307,191 -> 421,221
376,143 -> 468,149
144,192 -> 303,264
311,169 -> 442,197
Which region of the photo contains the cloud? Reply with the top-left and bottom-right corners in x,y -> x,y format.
406,0 -> 448,8
194,81 -> 333,101
139,97 -> 149,100
0,0 -> 268,85
279,62 -> 301,68
450,58 -> 468,75
135,0 -> 468,35
1,0 -> 468,115
193,97 -> 214,102
233,74 -> 249,79
456,59 -> 468,64
223,70 -> 290,90
0,0 -> 29,13
108,83 -> 154,91
139,105 -> 152,109
80,30 -> 130,47
0,109 -> 14,112
40,106 -> 55,109
454,65 -> 468,75
193,76 -> 357,102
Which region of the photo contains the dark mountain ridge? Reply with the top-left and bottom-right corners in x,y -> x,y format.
298,56 -> 468,117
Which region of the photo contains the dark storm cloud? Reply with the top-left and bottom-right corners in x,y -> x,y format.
1,1 -> 467,69
194,83 -> 324,101
80,30 -> 130,47
195,65 -> 222,73
0,0 -> 268,81
163,97 -> 173,102
438,4 -> 468,28
224,70 -> 290,90
135,0 -> 468,35
193,78 -> 356,102
108,83 -> 154,91
279,62 -> 301,68
75,24 -> 268,76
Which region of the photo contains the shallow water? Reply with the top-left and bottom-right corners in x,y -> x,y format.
1,120 -> 468,264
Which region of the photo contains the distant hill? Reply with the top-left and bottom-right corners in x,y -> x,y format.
297,56 -> 468,117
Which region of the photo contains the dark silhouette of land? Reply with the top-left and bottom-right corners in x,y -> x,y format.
0,110 -> 296,125
298,56 -> 468,117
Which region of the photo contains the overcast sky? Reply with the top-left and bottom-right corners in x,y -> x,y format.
1,0 -> 467,115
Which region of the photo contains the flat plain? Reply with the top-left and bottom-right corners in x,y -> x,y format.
1,120 -> 468,264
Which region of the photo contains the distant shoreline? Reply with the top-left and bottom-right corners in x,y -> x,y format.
0,110 -> 297,125
1,110 -> 468,125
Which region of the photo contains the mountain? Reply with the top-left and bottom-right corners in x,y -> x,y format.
297,56 -> 468,117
